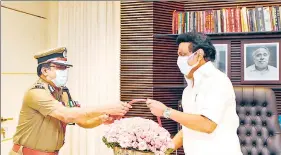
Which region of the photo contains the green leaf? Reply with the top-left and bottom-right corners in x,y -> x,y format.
102,137 -> 121,149
165,148 -> 174,155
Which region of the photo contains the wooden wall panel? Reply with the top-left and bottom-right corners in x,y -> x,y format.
121,1 -> 154,120
121,1 -> 185,128
274,88 -> 281,113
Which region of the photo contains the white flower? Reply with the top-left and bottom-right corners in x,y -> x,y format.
138,141 -> 148,151
102,117 -> 174,154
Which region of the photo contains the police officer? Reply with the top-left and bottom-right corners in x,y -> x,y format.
9,47 -> 132,155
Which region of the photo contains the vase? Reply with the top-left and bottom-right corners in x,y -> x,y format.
113,147 -> 154,155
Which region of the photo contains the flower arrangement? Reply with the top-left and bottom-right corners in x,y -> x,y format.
102,117 -> 174,155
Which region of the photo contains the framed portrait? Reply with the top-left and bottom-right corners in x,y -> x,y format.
241,40 -> 281,84
212,41 -> 230,77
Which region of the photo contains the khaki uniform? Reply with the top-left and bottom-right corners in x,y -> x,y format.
10,47 -> 75,155
10,78 -> 68,154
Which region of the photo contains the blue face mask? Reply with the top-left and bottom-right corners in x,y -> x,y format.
51,69 -> 68,87
177,52 -> 199,75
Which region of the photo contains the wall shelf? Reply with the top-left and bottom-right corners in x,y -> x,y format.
153,31 -> 281,38
153,84 -> 186,89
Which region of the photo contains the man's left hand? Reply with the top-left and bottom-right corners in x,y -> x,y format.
146,99 -> 167,117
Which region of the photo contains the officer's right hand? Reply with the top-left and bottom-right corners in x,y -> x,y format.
105,101 -> 132,116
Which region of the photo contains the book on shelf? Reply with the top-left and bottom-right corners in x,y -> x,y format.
172,5 -> 281,34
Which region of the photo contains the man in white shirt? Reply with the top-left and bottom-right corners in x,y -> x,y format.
245,46 -> 279,81
146,32 -> 242,155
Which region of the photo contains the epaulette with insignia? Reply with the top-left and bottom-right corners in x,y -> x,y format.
31,83 -> 45,89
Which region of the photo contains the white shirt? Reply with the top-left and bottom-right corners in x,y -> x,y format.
245,64 -> 279,81
181,62 -> 242,155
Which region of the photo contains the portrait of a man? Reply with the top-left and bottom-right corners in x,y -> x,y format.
244,43 -> 279,81
213,44 -> 228,75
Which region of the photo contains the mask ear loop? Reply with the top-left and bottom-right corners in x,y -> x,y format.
196,51 -> 202,61
187,51 -> 198,65
192,49 -> 204,62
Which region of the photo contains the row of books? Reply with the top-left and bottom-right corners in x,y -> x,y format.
172,5 -> 281,34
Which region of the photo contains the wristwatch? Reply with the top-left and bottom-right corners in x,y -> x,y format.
163,107 -> 172,119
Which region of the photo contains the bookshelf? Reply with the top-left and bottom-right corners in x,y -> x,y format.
172,4 -> 281,34
121,1 -> 281,155
154,31 -> 281,38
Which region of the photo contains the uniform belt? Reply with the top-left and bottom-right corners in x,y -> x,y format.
12,144 -> 59,155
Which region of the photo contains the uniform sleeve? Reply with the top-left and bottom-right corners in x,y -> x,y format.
24,88 -> 62,117
198,79 -> 234,124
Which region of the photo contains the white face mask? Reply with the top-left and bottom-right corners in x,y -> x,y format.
177,52 -> 199,75
51,70 -> 68,87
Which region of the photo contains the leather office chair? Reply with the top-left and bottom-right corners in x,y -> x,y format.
235,86 -> 281,155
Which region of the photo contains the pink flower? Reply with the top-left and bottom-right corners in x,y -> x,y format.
120,141 -> 130,148
138,141 -> 148,151
103,117 -> 174,154
148,144 -> 156,152
132,142 -> 138,149
160,145 -> 167,152
154,139 -> 162,149
107,137 -> 117,143
167,142 -> 175,149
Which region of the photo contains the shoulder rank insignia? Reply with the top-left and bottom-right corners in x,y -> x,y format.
31,83 -> 45,89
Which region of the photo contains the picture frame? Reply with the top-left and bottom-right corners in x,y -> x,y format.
241,39 -> 281,84
212,40 -> 231,78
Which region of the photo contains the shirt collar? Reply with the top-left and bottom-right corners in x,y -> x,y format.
249,65 -> 269,72
193,61 -> 216,86
37,78 -> 48,87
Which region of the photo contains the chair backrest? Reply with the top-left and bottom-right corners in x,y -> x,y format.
234,86 -> 281,155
